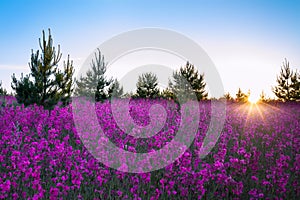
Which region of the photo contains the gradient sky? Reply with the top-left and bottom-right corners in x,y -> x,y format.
0,0 -> 300,99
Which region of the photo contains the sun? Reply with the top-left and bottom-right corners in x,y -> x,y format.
248,95 -> 259,104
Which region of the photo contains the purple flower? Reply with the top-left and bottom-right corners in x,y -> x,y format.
251,175 -> 259,182
0,180 -> 11,192
49,187 -> 59,197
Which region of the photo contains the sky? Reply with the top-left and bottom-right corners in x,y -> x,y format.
0,0 -> 300,99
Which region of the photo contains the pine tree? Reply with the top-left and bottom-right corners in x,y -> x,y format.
169,61 -> 207,102
11,29 -> 74,109
161,88 -> 176,100
273,59 -> 300,101
259,90 -> 267,102
235,88 -> 243,102
235,88 -> 249,103
290,69 -> 300,100
107,78 -> 124,99
74,48 -> 112,102
223,92 -> 233,101
0,81 -> 7,95
134,72 -> 160,98
11,73 -> 39,106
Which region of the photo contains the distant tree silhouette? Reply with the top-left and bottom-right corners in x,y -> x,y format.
11,29 -> 74,109
134,72 -> 160,98
169,61 -> 208,102
0,81 -> 7,95
223,92 -> 233,101
258,90 -> 267,102
235,88 -> 249,103
74,48 -> 113,102
273,59 -> 300,101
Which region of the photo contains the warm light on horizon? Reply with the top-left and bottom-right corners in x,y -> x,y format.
248,94 -> 260,104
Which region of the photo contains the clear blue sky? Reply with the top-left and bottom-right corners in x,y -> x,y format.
1,0 -> 300,99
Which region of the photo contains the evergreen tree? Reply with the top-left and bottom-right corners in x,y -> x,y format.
0,81 -> 7,95
235,88 -> 249,103
273,59 -> 300,101
169,61 -> 208,102
161,88 -> 176,100
11,73 -> 39,106
107,78 -> 124,98
55,56 -> 74,105
134,72 -> 160,98
235,88 -> 243,102
123,91 -> 135,99
11,29 -> 74,109
259,90 -> 267,102
74,48 -> 112,102
290,69 -> 300,100
223,92 -> 233,101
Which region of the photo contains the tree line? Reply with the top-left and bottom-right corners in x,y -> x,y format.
0,29 -> 299,109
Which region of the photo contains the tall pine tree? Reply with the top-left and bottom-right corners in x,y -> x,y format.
11,29 -> 74,109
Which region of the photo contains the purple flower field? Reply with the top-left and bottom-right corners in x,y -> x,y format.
0,98 -> 299,199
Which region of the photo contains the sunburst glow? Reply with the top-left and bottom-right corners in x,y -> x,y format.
248,94 -> 259,104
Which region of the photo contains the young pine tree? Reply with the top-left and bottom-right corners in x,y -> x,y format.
74,48 -> 113,102
235,88 -> 249,103
107,78 -> 124,99
169,61 -> 208,102
161,88 -> 176,100
11,29 -> 74,109
223,92 -> 233,101
0,81 -> 7,96
134,72 -> 160,98
290,69 -> 300,100
258,90 -> 267,102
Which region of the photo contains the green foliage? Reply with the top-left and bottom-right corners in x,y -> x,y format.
11,73 -> 39,106
0,81 -> 7,95
235,88 -> 249,103
168,61 -> 208,102
11,29 -> 74,109
273,59 -> 300,101
74,48 -> 113,102
134,72 -> 160,98
107,78 -> 124,99
290,69 -> 300,100
161,88 -> 176,100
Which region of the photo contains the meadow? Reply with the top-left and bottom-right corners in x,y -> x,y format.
0,96 -> 299,199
